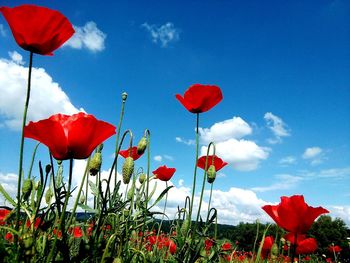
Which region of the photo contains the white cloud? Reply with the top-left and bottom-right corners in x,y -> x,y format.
301,167 -> 350,179
302,147 -> 325,165
154,155 -> 162,162
8,51 -> 24,65
279,156 -> 297,165
201,138 -> 269,171
198,117 -> 252,144
0,24 -> 5,37
251,174 -> 303,192
264,112 -> 290,144
0,54 -> 83,130
64,22 -> 106,52
0,172 -> 18,206
142,22 -> 180,47
175,137 -> 195,146
178,179 -> 184,187
327,205 -> 350,226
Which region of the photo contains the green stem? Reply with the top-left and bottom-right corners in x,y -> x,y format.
15,51 -> 33,248
189,113 -> 199,222
207,183 -> 214,220
154,181 -> 169,254
46,158 -> 74,263
114,93 -> 127,187
27,143 -> 40,179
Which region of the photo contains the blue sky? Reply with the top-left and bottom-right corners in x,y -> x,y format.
0,0 -> 349,225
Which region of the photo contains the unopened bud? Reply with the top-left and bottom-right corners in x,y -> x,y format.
89,152 -> 102,176
122,157 -> 134,184
207,165 -> 216,184
271,243 -> 279,257
180,218 -> 190,236
22,179 -> 33,201
34,181 -> 40,191
45,164 -> 52,174
137,137 -> 147,155
45,188 -> 53,205
80,194 -> 86,204
113,257 -> 122,263
122,92 -> 128,101
139,173 -> 146,184
127,184 -> 135,200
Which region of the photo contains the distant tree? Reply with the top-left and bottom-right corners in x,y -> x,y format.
309,215 -> 350,262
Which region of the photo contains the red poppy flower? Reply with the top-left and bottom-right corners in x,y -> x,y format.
24,112 -> 116,160
284,233 -> 318,255
0,209 -> 10,225
261,236 -> 274,259
53,228 -> 62,239
119,146 -> 143,161
5,232 -> 13,242
152,165 -> 176,181
175,84 -> 223,113
25,217 -> 43,229
262,195 -> 329,234
221,241 -> 231,251
205,238 -> 214,251
73,226 -> 83,238
0,4 -> 74,55
197,155 -> 228,171
328,245 -> 342,253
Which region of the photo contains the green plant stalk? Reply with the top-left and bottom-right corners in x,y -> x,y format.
15,51 -> 34,245
114,94 -> 127,187
189,113 -> 200,222
67,157 -> 90,227
46,158 -> 74,263
155,181 -> 169,242
27,143 -> 40,179
207,183 -> 214,219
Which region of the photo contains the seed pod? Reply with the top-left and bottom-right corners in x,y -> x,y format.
139,173 -> 146,184
22,179 -> 33,201
89,152 -> 102,176
45,164 -> 52,174
45,188 -> 53,205
122,157 -> 134,184
137,136 -> 147,155
207,164 -> 216,184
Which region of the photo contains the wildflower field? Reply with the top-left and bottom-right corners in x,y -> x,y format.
0,4 -> 349,263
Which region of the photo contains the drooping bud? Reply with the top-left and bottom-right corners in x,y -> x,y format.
207,165 -> 216,184
34,180 -> 40,191
45,164 -> 52,174
139,173 -> 146,184
79,194 -> 86,204
122,157 -> 134,184
122,92 -> 128,102
45,188 -> 53,205
89,152 -> 102,176
137,136 -> 147,155
22,179 -> 33,201
180,217 -> 190,237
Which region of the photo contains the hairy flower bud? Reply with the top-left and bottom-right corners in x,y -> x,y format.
122,157 -> 134,184
122,92 -> 128,101
271,243 -> 279,257
45,188 -> 53,205
180,218 -> 190,236
207,164 -> 216,184
22,179 -> 33,201
80,194 -> 86,204
137,136 -> 147,155
45,164 -> 52,174
139,173 -> 146,184
127,184 -> 135,200
89,152 -> 102,176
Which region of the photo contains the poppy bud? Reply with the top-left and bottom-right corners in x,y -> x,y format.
45,164 -> 52,174
113,257 -> 122,263
271,243 -> 279,257
80,194 -> 86,204
34,180 -> 40,191
137,136 -> 147,155
89,152 -> 102,176
207,165 -> 216,184
21,233 -> 34,250
45,188 -> 53,205
22,179 -> 33,201
180,218 -> 190,236
122,92 -> 128,101
139,173 -> 146,184
122,157 -> 134,184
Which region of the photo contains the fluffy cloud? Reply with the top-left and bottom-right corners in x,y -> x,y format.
264,112 -> 290,144
302,147 -> 325,165
154,155 -> 162,162
198,117 -> 252,144
175,136 -> 195,146
64,22 -> 106,52
251,174 -> 303,192
8,51 -> 24,65
0,172 -> 17,206
279,156 -> 297,165
142,22 -> 180,47
201,138 -> 269,171
0,54 -> 83,130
